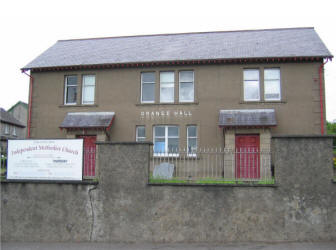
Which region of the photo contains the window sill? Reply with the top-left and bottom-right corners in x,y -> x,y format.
136,102 -> 199,106
59,104 -> 98,108
239,100 -> 286,104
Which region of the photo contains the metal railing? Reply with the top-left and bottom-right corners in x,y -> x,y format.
150,147 -> 273,184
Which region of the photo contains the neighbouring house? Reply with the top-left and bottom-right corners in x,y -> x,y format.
21,27 -> 333,179
0,108 -> 26,153
7,101 -> 28,138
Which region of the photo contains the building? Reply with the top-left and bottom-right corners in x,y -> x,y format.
21,27 -> 332,178
0,108 -> 26,153
7,101 -> 28,138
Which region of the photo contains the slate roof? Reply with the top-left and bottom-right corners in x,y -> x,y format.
7,101 -> 28,113
23,27 -> 332,70
219,109 -> 276,127
60,112 -> 115,129
0,108 -> 25,127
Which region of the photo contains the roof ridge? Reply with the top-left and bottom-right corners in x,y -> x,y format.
58,27 -> 315,42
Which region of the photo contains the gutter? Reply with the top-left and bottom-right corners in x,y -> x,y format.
21,69 -> 34,138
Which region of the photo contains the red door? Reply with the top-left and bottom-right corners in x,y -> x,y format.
235,135 -> 260,179
78,136 -> 96,177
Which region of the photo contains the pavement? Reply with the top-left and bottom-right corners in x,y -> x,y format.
1,242 -> 336,250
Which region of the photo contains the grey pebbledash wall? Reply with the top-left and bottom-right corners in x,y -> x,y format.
1,136 -> 335,242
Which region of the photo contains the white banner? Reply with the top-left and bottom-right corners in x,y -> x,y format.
7,139 -> 83,181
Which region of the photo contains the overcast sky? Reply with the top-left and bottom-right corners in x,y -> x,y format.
1,0 -> 335,121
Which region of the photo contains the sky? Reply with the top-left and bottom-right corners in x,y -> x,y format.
0,0 -> 335,121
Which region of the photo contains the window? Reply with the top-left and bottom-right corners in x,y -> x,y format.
136,126 -> 146,142
264,68 -> 281,101
154,126 -> 179,155
64,75 -> 77,105
179,71 -> 194,102
160,72 -> 174,103
4,124 -> 9,134
244,69 -> 260,101
12,126 -> 16,136
187,125 -> 197,156
141,72 -> 155,103
82,75 -> 96,104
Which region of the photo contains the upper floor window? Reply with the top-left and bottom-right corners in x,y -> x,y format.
64,75 -> 77,105
243,69 -> 260,101
12,126 -> 16,136
179,71 -> 194,102
4,124 -> 9,134
187,125 -> 197,156
136,126 -> 146,142
154,125 -> 179,155
264,68 -> 281,101
141,72 -> 155,103
82,75 -> 96,105
160,72 -> 174,103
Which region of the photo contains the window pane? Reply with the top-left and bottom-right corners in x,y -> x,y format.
264,69 -> 280,80
244,81 -> 260,100
160,72 -> 174,82
244,70 -> 259,80
155,126 -> 165,137
82,85 -> 95,104
265,80 -> 280,100
180,71 -> 193,82
160,86 -> 174,102
168,126 -> 179,137
168,138 -> 179,153
67,75 -> 77,85
180,82 -> 194,102
142,72 -> 155,82
66,86 -> 77,103
142,83 -> 155,102
154,138 -> 165,153
83,75 -> 95,86
187,126 -> 196,137
137,126 -> 145,138
188,138 -> 197,153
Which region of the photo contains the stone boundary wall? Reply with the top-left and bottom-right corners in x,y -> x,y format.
1,137 -> 335,242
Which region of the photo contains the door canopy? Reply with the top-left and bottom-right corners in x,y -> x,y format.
219,109 -> 276,128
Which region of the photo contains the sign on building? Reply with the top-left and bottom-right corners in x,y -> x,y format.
7,139 -> 83,181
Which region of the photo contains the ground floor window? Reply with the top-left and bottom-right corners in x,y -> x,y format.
136,126 -> 146,142
153,125 -> 179,155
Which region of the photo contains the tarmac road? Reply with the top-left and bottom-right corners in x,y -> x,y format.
1,242 -> 336,250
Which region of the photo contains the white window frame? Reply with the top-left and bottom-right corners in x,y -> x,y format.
187,125 -> 197,157
160,71 -> 174,103
82,75 -> 96,105
141,72 -> 156,103
153,125 -> 179,156
64,75 -> 77,105
264,68 -> 281,101
4,124 -> 9,134
179,71 -> 194,103
243,69 -> 260,101
12,126 -> 16,136
136,126 -> 146,142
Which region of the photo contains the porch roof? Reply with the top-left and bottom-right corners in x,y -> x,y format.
219,109 -> 276,127
60,112 -> 115,130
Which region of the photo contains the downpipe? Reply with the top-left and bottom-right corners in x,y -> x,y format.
21,69 -> 34,138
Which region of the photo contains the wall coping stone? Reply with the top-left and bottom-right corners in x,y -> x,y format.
272,134 -> 336,138
0,179 -> 98,185
96,141 -> 153,145
148,183 -> 278,187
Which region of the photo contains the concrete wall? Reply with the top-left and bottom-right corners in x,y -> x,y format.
1,137 -> 335,242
